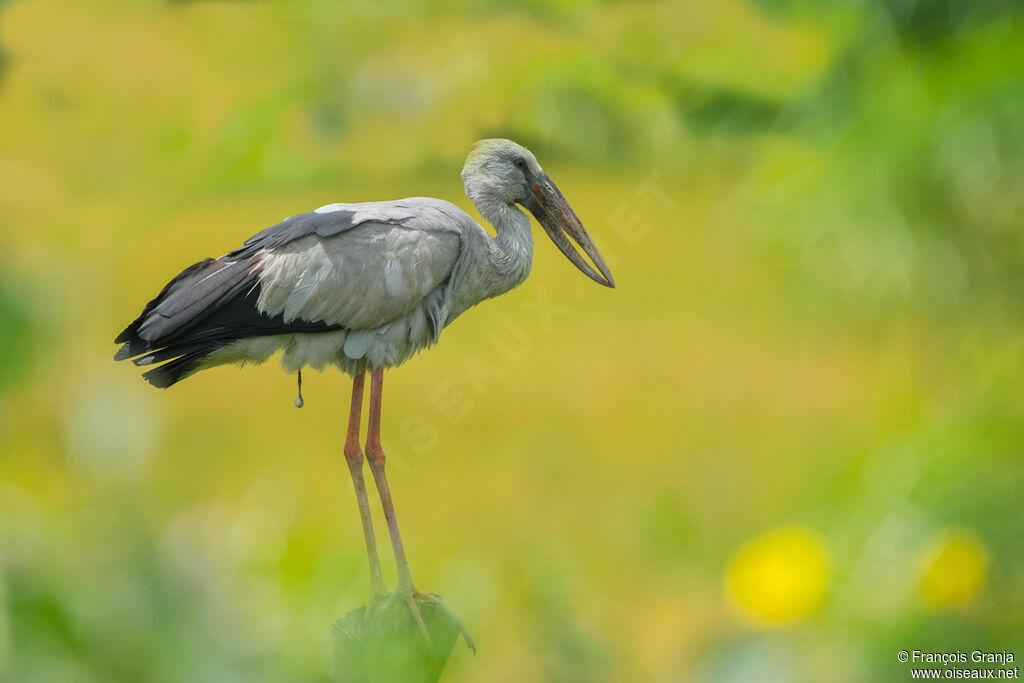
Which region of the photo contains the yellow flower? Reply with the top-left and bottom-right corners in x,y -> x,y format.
726,525 -> 831,626
918,528 -> 988,608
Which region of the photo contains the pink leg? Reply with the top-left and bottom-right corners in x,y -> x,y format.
365,368 -> 476,652
365,367 -> 416,589
343,373 -> 386,595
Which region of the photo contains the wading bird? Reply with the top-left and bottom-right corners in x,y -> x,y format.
114,139 -> 614,649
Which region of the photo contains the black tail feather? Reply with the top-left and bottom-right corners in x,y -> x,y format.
141,346 -> 221,389
132,340 -> 226,367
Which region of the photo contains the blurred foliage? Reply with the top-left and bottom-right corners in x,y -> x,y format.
0,0 -> 1022,681
0,279 -> 33,392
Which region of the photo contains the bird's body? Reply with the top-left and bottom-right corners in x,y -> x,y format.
114,139 -> 613,652
117,195 -> 533,385
228,195 -> 535,375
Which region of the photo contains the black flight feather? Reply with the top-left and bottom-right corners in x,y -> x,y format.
115,254 -> 341,388
115,258 -> 216,346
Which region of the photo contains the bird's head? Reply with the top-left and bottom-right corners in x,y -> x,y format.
462,138 -> 615,288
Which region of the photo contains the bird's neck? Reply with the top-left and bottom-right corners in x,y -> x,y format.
476,195 -> 534,296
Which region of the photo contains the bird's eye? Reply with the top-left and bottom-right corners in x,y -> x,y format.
513,158 -> 527,173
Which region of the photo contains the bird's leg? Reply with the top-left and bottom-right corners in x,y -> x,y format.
364,369 -> 424,634
343,373 -> 387,605
365,368 -> 475,653
365,369 -> 414,587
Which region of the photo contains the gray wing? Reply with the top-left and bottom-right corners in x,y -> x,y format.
114,198 -> 471,386
254,207 -> 464,330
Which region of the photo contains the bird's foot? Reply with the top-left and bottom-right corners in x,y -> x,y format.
384,585 -> 476,654
362,585 -> 391,624
412,589 -> 476,654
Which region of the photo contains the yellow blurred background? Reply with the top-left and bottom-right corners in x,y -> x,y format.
1,0 -> 1022,680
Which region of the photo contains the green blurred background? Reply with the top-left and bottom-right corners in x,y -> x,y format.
1,0 -> 1022,680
